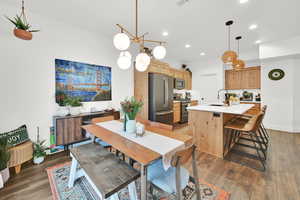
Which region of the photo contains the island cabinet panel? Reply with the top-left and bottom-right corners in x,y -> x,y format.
188,110 -> 224,158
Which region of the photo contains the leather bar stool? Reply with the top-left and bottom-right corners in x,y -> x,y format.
225,112 -> 267,171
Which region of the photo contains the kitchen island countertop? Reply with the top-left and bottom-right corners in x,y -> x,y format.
187,103 -> 254,115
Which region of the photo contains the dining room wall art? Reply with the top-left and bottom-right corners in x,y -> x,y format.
55,59 -> 112,102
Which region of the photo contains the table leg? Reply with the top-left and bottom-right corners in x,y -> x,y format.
141,164 -> 148,200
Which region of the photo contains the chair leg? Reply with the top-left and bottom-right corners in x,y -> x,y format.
250,133 -> 266,171
192,149 -> 201,200
68,154 -> 79,188
15,165 -> 21,174
175,164 -> 182,200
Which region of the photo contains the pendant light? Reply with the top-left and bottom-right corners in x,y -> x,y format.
222,20 -> 237,64
117,51 -> 132,70
232,36 -> 245,70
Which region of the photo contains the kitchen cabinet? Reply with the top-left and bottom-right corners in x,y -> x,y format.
173,102 -> 181,123
225,66 -> 261,90
183,71 -> 192,90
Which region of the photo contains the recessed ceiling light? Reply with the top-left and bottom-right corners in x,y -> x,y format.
200,52 -> 206,56
185,44 -> 191,48
255,40 -> 262,44
239,0 -> 249,4
162,31 -> 168,36
249,24 -> 258,30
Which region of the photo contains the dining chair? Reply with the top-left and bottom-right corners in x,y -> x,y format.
147,145 -> 201,200
91,115 -> 114,151
91,115 -> 126,161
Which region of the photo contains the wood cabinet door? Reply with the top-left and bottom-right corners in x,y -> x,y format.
247,68 -> 261,89
56,117 -> 83,145
173,102 -> 181,123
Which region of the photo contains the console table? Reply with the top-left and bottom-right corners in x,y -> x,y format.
53,110 -> 120,147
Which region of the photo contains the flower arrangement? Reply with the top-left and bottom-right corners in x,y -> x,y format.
120,97 -> 143,120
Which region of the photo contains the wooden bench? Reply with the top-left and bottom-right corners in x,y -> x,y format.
68,143 -> 140,200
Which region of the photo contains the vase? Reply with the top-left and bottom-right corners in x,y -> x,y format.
0,168 -> 10,188
33,156 -> 45,165
126,120 -> 136,134
56,106 -> 69,116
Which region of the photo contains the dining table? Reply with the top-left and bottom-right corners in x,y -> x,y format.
82,120 -> 192,200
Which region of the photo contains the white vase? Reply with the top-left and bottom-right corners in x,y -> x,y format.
69,106 -> 82,115
0,168 -> 10,188
126,120 -> 136,134
33,156 -> 45,165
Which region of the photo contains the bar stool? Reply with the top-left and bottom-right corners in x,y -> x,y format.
225,112 -> 267,171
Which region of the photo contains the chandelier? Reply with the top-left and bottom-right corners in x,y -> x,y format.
221,20 -> 237,64
113,0 -> 167,72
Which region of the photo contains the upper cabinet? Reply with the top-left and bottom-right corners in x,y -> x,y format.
225,66 -> 261,90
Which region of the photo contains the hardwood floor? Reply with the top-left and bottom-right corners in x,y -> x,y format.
1,130 -> 300,200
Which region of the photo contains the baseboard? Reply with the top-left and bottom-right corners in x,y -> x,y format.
264,124 -> 295,133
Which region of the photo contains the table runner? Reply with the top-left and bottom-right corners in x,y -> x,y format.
96,120 -> 185,170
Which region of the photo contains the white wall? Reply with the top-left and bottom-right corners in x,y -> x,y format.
261,58 -> 295,132
293,59 -> 300,132
0,4 -> 134,143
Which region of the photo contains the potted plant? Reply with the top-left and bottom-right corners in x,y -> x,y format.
33,129 -> 48,165
65,96 -> 83,116
0,137 -> 10,189
120,97 -> 143,134
6,15 -> 39,40
55,91 -> 69,116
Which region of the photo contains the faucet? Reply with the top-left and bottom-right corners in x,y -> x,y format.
217,89 -> 227,101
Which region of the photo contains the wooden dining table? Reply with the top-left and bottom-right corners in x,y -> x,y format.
82,121 -> 192,200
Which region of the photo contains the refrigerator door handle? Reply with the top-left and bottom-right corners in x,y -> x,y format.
165,78 -> 168,107
156,110 -> 174,116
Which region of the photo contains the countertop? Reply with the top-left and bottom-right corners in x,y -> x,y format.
187,103 -> 254,115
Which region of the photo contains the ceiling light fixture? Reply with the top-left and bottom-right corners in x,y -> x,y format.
232,36 -> 245,70
255,40 -> 262,44
113,0 -> 167,71
221,20 -> 237,64
162,31 -> 169,36
200,52 -> 206,56
185,44 -> 191,48
239,0 -> 249,4
249,24 -> 258,30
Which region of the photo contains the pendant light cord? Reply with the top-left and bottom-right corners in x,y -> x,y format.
135,0 -> 138,37
228,25 -> 231,50
20,0 -> 28,24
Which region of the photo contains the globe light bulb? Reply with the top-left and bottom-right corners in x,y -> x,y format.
117,51 -> 132,70
135,53 -> 150,72
153,45 -> 166,60
113,33 -> 130,51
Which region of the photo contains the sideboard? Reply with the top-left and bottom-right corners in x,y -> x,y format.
53,110 -> 120,147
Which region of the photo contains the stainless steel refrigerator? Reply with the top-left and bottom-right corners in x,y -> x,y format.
149,73 -> 174,125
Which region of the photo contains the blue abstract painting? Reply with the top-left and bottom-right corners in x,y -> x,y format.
55,59 -> 112,102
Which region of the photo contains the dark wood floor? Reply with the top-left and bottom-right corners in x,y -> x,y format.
1,130 -> 300,200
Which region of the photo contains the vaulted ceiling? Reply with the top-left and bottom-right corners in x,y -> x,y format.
2,0 -> 300,63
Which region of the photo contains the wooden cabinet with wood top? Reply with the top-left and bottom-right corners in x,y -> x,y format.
173,101 -> 181,123
225,66 -> 261,90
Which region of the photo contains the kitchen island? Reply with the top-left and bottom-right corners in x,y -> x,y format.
187,103 -> 254,158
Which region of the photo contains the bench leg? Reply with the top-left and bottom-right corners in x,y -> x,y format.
109,193 -> 119,200
128,182 -> 138,200
68,155 -> 78,188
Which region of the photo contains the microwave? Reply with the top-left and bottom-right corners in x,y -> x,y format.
174,78 -> 185,90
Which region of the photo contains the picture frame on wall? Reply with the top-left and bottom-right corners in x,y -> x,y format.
55,59 -> 112,102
